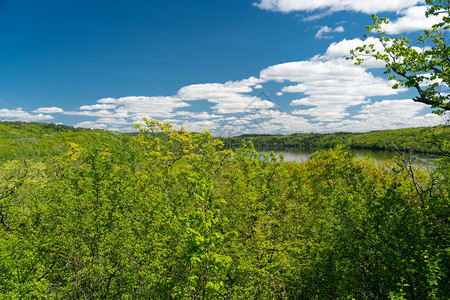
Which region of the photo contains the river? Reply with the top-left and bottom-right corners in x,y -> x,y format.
257,146 -> 439,168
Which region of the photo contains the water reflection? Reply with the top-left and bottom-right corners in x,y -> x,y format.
257,146 -> 439,168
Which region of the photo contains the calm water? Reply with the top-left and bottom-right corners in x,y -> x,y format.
257,147 -> 439,168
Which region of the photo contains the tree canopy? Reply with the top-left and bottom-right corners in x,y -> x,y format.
0,120 -> 449,298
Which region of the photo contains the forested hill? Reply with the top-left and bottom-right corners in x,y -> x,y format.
221,125 -> 450,155
0,121 -> 129,161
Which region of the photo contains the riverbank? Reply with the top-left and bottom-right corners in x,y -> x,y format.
221,125 -> 450,155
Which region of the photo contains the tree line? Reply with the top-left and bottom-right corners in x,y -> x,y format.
221,126 -> 450,155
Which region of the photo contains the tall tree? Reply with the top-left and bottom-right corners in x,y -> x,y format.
349,0 -> 450,114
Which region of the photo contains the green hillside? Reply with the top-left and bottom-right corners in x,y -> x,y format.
0,121 -> 130,161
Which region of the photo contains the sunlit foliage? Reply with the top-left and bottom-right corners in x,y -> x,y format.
0,121 -> 448,299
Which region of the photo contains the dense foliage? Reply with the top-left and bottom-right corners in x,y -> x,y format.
222,125 -> 450,155
0,121 -> 123,162
0,120 -> 448,299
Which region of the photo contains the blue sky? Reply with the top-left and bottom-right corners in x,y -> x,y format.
0,0 -> 446,135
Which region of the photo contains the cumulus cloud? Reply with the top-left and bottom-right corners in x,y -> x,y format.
95,117 -> 131,125
260,57 -> 404,121
176,111 -> 223,120
179,119 -> 221,133
292,104 -> 351,122
63,109 -> 127,118
382,5 -> 443,34
0,108 -> 54,121
264,111 -> 319,133
57,81 -> 276,131
177,83 -> 252,100
326,99 -> 445,132
57,96 -> 191,131
233,76 -> 264,87
282,83 -> 307,93
74,121 -> 108,130
79,104 -> 117,110
356,99 -> 427,119
33,107 -> 64,114
98,96 -> 190,118
322,37 -> 428,69
254,0 -> 440,36
324,37 -> 380,58
253,0 -> 419,14
177,82 -> 276,114
223,110 -> 319,136
323,37 -> 388,68
315,25 -> 344,39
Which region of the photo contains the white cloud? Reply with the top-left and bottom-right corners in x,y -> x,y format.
61,96 -> 191,132
179,119 -> 221,133
177,83 -> 252,100
261,57 -> 363,83
33,107 -> 64,114
382,5 -> 443,34
98,96 -> 190,118
324,37 -> 378,58
254,0 -> 419,14
233,76 -> 264,87
315,25 -> 344,39
95,117 -> 131,125
254,0 -> 442,37
260,57 -> 404,121
176,111 -> 223,120
282,83 -> 307,93
322,114 -> 444,132
292,104 -> 351,122
63,109 -> 127,118
323,37 -> 387,68
177,82 -> 276,114
228,118 -> 252,125
79,104 -> 117,110
0,108 -> 54,121
97,97 -> 117,103
216,110 -> 317,136
265,111 -> 318,133
324,99 -> 445,132
355,99 -> 427,119
74,121 -> 108,130
332,99 -> 445,131
323,36 -> 431,70
216,110 -> 300,136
